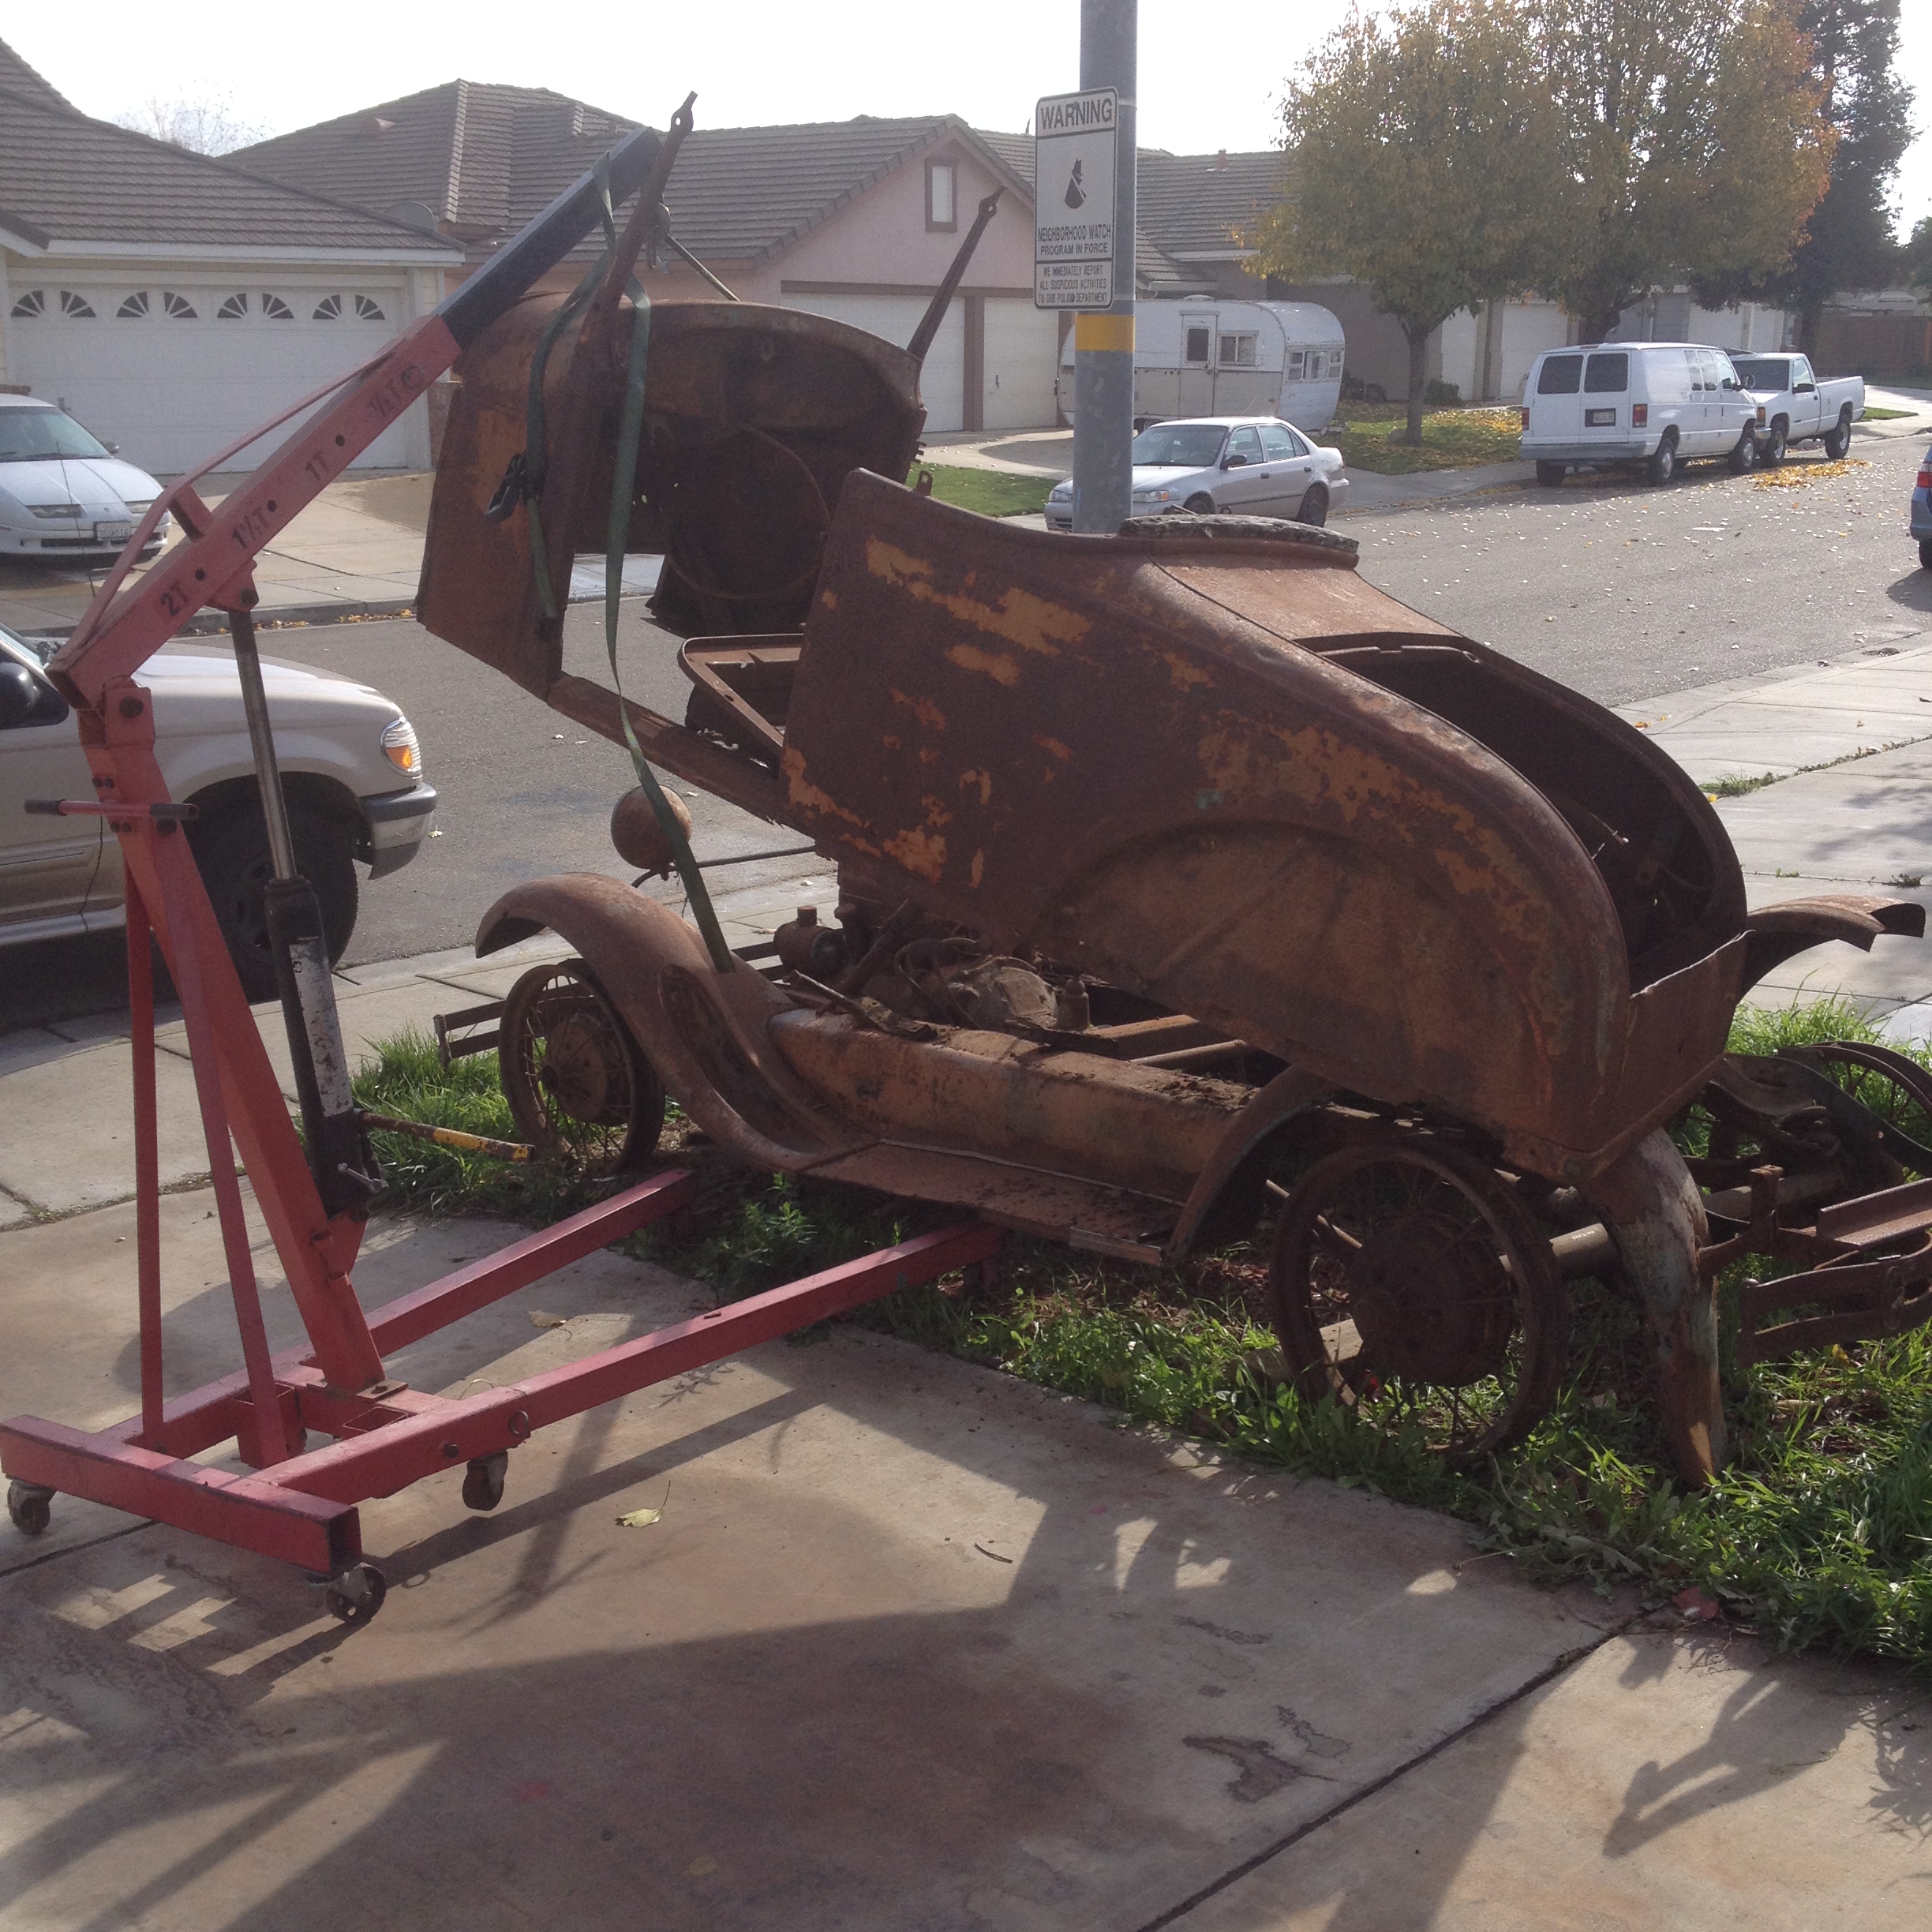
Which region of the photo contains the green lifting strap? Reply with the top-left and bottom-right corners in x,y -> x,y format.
601,284 -> 736,973
509,158 -> 736,972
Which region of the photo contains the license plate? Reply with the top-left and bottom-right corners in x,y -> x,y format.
95,522 -> 133,546
1585,408 -> 1617,428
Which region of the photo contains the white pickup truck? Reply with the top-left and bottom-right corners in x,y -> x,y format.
1730,354 -> 1865,466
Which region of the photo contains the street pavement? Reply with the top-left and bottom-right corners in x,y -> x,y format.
8,432 -> 1932,1920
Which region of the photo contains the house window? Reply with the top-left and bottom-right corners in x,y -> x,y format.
1184,326 -> 1211,364
260,294 -> 294,320
216,294 -> 249,320
927,160 -> 957,231
59,290 -> 97,319
116,291 -> 152,320
9,290 -> 46,318
354,294 -> 386,321
1217,332 -> 1257,368
163,291 -> 197,320
313,294 -> 344,320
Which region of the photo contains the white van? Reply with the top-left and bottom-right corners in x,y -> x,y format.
1520,342 -> 1760,487
1058,301 -> 1346,436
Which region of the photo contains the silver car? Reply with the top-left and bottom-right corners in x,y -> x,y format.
1046,416 -> 1349,530
0,623 -> 436,998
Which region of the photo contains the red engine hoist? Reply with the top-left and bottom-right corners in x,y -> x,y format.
0,103 -> 997,1623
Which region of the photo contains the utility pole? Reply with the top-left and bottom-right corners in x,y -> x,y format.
1071,0 -> 1136,534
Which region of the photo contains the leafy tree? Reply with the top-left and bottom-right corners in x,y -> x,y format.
114,95 -> 268,158
1253,0 -> 1559,444
1530,0 -> 1834,341
1907,215 -> 1932,299
1692,2 -> 1915,346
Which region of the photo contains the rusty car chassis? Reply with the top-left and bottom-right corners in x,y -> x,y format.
400,215 -> 1932,1488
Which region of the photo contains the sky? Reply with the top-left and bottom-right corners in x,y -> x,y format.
8,2 -> 1929,240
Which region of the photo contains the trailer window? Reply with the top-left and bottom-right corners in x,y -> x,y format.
1537,354 -> 1583,395
1184,326 -> 1211,364
1584,353 -> 1628,393
1218,332 -> 1258,368
1284,350 -> 1305,380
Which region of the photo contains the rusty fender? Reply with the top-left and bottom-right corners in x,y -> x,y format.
1582,1128 -> 1724,1483
475,875 -> 867,1174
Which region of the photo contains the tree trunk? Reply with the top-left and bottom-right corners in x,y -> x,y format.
1795,298 -> 1825,354
1402,324 -> 1430,445
1580,304 -> 1625,344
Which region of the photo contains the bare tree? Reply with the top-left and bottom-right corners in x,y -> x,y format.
114,95 -> 268,157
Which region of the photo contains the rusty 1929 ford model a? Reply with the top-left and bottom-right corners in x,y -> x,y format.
418,291 -> 1932,1489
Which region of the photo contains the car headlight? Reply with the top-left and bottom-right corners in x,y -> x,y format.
29,503 -> 84,520
380,715 -> 422,777
1132,488 -> 1173,504
1048,484 -> 1073,502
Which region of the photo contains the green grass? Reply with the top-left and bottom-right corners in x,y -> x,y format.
354,997 -> 1932,1669
1327,403 -> 1523,474
1860,406 -> 1915,421
907,463 -> 1054,518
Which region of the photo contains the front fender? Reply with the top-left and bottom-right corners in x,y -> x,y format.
477,874 -> 869,1173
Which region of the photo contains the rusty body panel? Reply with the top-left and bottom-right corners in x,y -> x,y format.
779,474 -> 1753,1183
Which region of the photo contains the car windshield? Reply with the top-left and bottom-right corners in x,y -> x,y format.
1131,423 -> 1227,467
1729,359 -> 1789,389
0,408 -> 110,464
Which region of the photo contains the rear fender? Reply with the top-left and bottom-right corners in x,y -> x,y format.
1163,1067 -> 1335,1261
477,874 -> 868,1172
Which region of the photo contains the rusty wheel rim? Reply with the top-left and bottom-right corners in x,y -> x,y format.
500,962 -> 663,1179
1269,1134 -> 1567,1464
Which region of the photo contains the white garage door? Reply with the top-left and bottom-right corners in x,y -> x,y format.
4,280 -> 415,474
981,298 -> 1059,431
780,291 -> 966,433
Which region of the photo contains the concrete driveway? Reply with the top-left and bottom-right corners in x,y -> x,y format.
2,1187 -> 1926,1930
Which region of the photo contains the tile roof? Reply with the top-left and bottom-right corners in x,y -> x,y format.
234,94 -> 1045,268
0,83 -> 460,255
1136,151 -> 1288,258
0,40 -> 69,110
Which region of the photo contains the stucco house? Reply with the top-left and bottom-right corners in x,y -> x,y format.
0,41 -> 460,473
233,89 -> 1061,434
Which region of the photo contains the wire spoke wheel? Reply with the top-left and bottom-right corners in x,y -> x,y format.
1269,1134 -> 1567,1463
500,961 -> 664,1179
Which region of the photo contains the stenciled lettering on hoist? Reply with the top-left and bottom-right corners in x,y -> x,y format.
365,363 -> 427,425
229,504 -> 274,552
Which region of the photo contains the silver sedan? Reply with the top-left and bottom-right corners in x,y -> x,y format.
1045,416 -> 1349,530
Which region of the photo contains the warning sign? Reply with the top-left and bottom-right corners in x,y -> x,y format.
1034,88 -> 1118,309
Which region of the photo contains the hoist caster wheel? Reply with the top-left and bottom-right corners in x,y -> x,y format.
462,1451 -> 509,1512
323,1563 -> 388,1627
7,1481 -> 54,1537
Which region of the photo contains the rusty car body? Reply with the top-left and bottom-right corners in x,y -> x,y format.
416,275 -> 1932,1485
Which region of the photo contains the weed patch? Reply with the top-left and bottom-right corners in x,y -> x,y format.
353,998 -> 1932,1668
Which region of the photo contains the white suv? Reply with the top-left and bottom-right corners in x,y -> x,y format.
0,623 -> 436,998
1521,343 -> 1760,487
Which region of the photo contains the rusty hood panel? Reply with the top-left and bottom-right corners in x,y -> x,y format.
777,474 -> 1750,1179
